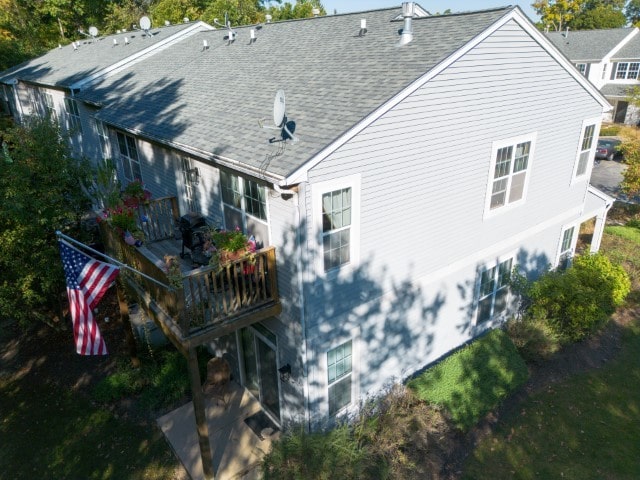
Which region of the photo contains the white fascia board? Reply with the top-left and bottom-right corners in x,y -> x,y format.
281,7 -> 610,187
586,184 -> 615,208
70,21 -> 214,92
604,27 -> 639,62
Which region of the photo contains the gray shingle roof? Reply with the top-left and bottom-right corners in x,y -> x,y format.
611,33 -> 640,61
0,22 -> 197,88
76,6 -> 513,180
545,27 -> 635,62
600,83 -> 635,98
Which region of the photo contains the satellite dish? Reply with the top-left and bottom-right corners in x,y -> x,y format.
140,16 -> 151,31
273,90 -> 286,127
88,26 -> 99,37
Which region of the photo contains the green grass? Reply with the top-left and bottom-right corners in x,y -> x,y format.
462,320 -> 640,480
462,229 -> 640,479
605,225 -> 640,244
408,329 -> 529,430
0,377 -> 178,480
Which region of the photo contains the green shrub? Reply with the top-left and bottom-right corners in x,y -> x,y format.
407,329 -> 528,431
505,316 -> 562,364
600,125 -> 621,136
528,253 -> 630,342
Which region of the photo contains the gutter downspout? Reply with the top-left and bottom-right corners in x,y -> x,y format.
276,182 -> 311,431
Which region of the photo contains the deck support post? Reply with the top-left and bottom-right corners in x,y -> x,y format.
116,282 -> 140,368
188,347 -> 215,480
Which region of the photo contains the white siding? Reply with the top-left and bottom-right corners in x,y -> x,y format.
302,20 -> 605,422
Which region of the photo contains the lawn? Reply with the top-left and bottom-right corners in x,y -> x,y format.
462,227 -> 640,479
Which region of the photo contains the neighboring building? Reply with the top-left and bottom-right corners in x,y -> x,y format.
546,27 -> 640,124
0,2 -> 614,438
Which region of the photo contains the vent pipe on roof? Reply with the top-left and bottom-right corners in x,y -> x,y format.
563,26 -> 569,38
266,14 -> 272,23
165,20 -> 170,26
398,2 -> 415,46
312,7 -> 320,16
359,19 -> 367,37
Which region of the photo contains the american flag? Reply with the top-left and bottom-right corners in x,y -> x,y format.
59,239 -> 119,355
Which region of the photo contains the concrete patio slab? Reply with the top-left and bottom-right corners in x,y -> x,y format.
157,382 -> 279,480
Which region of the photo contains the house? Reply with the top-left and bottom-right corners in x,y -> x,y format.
0,3 -> 615,477
546,27 -> 640,124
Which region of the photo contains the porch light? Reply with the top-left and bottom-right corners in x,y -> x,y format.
278,364 -> 291,382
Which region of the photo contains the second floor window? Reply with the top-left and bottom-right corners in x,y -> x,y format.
322,187 -> 352,271
576,63 -> 587,76
615,62 -> 640,79
574,122 -> 596,180
485,134 -> 535,216
64,98 -> 82,134
116,132 -> 142,182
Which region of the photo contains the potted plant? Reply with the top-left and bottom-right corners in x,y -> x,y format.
122,179 -> 152,208
208,227 -> 256,265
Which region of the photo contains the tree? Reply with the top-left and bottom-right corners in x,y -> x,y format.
533,0 -> 585,31
0,117 -> 92,328
268,0 -> 326,21
570,0 -> 626,29
201,0 -> 263,26
150,0 -> 207,27
627,0 -> 640,25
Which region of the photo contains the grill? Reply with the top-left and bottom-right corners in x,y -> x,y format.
179,212 -> 207,258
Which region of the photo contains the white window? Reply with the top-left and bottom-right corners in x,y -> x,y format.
557,226 -> 575,269
181,157 -> 199,213
615,62 -> 640,79
573,119 -> 599,181
116,131 -> 142,182
94,119 -> 110,160
43,92 -> 56,120
64,98 -> 82,134
484,133 -> 536,217
220,171 -> 269,246
327,340 -> 352,416
476,257 -> 513,324
576,63 -> 587,76
313,175 -> 361,276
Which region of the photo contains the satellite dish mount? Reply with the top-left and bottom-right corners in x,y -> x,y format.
260,89 -> 299,144
139,16 -> 152,37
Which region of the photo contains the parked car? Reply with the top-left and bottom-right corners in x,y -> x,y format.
595,138 -> 622,161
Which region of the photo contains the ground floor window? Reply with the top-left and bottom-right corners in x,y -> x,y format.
558,226 -> 575,270
327,340 -> 352,415
477,257 -> 513,324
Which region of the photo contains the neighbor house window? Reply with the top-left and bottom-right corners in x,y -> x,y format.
558,226 -> 575,270
116,131 -> 142,182
220,171 -> 268,245
484,134 -> 535,216
327,340 -> 352,416
476,257 -> 513,324
576,63 -> 587,76
64,98 -> 82,134
615,62 -> 640,79
573,120 -> 598,180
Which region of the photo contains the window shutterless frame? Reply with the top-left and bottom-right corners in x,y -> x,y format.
474,253 -> 515,325
483,133 -> 536,219
571,117 -> 600,184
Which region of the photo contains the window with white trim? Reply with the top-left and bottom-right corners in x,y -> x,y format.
485,134 -> 535,216
558,226 -> 575,270
64,98 -> 82,134
327,340 -> 352,416
43,92 -> 56,120
574,121 -> 597,180
220,170 -> 268,246
94,119 -> 110,160
322,188 -> 352,271
576,63 -> 587,76
476,257 -> 513,324
116,131 -> 142,182
615,62 -> 640,79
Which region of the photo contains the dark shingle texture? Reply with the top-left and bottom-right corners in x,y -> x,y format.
0,23 -> 196,87
546,28 -> 635,62
600,83 -> 634,97
77,7 -> 512,178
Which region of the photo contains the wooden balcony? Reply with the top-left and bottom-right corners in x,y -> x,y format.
99,197 -> 281,352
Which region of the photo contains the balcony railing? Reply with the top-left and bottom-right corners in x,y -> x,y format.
98,198 -> 280,347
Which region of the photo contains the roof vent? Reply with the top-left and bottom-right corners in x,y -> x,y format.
165,20 -> 170,26
312,7 -> 320,16
398,2 -> 414,46
58,43 -> 62,49
202,39 -> 209,50
359,18 -> 367,37
250,29 -> 256,43
124,36 -> 130,45
563,26 -> 569,38
73,42 -> 78,50
113,38 -> 118,46
265,14 -> 272,23
183,17 -> 189,23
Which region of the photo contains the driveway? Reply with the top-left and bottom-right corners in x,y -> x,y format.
590,159 -> 634,202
